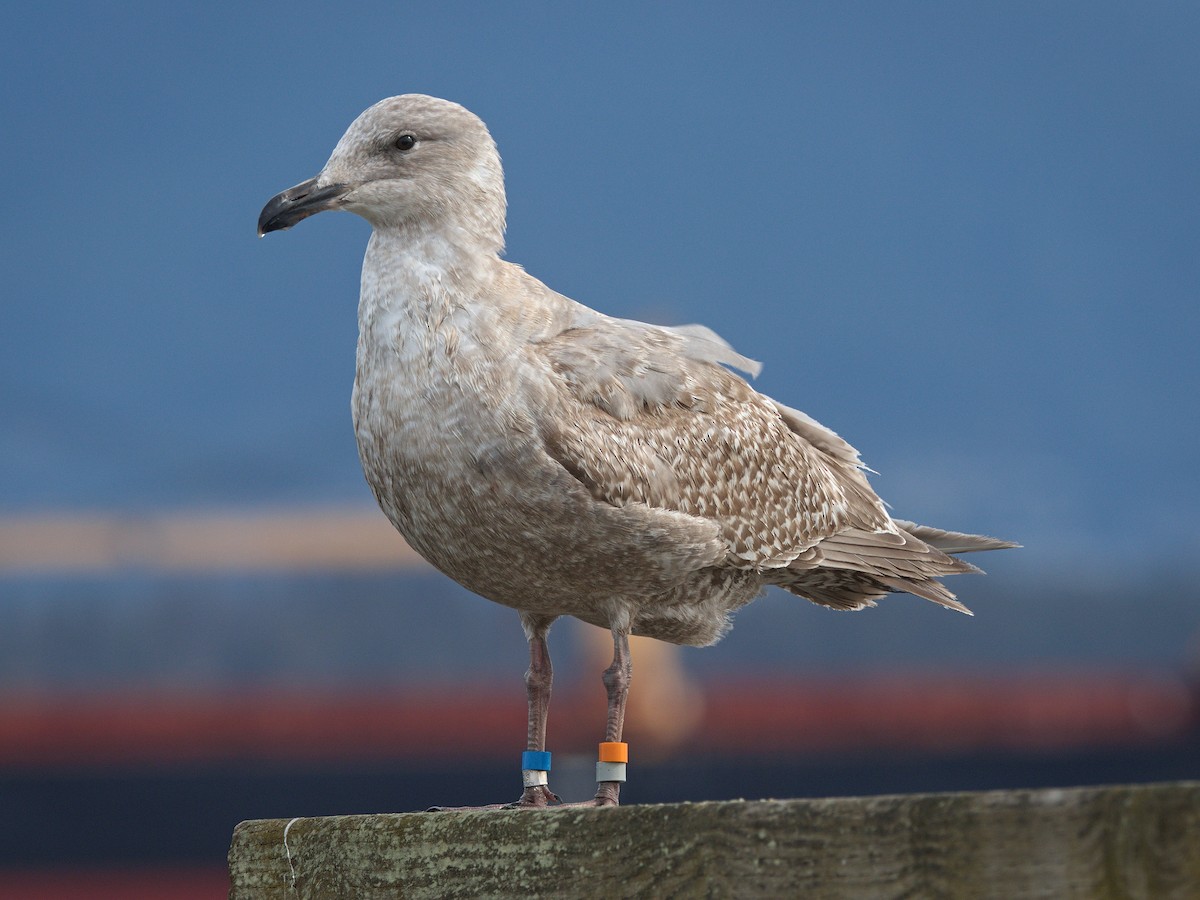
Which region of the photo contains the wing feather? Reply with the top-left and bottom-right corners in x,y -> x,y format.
535,315 -> 886,568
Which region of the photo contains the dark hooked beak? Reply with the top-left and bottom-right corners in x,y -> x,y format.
257,177 -> 350,236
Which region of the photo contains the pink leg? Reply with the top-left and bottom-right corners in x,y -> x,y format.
513,615 -> 559,807
594,625 -> 631,806
427,615 -> 560,811
542,622 -> 632,809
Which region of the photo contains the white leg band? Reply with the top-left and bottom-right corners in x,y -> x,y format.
595,761 -> 627,783
522,769 -> 549,787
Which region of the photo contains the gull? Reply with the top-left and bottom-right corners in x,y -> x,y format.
258,94 -> 1017,808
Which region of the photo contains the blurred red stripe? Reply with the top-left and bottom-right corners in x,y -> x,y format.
0,674 -> 1192,767
0,866 -> 228,900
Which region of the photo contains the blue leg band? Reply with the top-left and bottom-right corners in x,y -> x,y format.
521,750 -> 552,771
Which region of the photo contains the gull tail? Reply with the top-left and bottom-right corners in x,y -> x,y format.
773,521 -> 1018,615
891,520 -> 1021,555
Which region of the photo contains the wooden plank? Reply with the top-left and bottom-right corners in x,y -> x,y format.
229,781 -> 1200,899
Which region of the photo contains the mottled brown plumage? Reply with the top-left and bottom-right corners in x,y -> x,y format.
258,94 -> 1017,808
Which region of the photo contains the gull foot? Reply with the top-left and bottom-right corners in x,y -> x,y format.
426,784 -> 561,812
544,780 -> 621,809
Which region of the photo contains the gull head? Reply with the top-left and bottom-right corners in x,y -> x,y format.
258,94 -> 506,250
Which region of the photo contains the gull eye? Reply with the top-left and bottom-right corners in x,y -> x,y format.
393,133 -> 417,152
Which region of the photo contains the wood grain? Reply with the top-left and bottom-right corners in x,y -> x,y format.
229,781 -> 1200,898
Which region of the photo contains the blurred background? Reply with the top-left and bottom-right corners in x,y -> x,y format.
2,2 -> 1198,896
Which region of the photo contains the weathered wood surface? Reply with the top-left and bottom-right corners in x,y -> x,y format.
229,781 -> 1200,899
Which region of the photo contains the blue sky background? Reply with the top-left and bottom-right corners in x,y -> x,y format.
2,2 -> 1198,576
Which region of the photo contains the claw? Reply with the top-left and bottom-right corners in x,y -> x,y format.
503,784 -> 560,808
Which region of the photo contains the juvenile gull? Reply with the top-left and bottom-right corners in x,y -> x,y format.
258,94 -> 1017,808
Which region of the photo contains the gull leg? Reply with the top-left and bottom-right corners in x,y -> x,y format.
428,614 -> 559,811
512,614 -> 560,807
594,624 -> 631,807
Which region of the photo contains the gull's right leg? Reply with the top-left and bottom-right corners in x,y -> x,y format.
510,613 -> 560,807
426,613 -> 560,811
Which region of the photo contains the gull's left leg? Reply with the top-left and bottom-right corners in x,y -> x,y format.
593,623 -> 632,807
